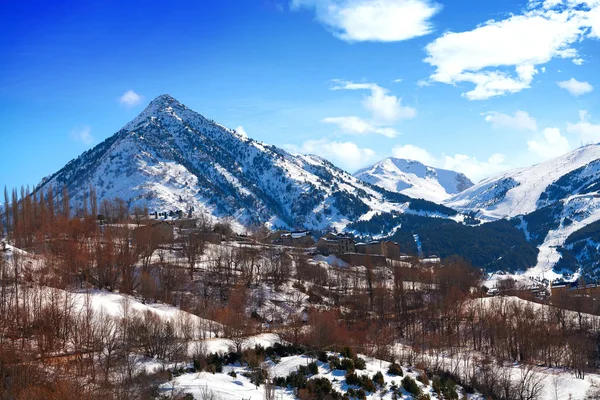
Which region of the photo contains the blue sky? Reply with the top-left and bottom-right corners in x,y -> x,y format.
1,0 -> 600,189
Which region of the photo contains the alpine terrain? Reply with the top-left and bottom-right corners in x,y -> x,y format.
36,94 -> 455,231
354,157 -> 474,203
445,145 -> 600,279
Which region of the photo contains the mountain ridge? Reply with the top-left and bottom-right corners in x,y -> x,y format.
354,157 -> 473,203
444,144 -> 600,279
35,94 -> 455,232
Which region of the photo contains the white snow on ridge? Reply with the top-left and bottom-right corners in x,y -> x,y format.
446,145 -> 600,219
529,194 -> 600,280
354,157 -> 473,203
38,95 -> 431,232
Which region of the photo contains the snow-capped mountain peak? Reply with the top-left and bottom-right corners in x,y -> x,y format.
36,95 -> 454,231
354,157 -> 473,203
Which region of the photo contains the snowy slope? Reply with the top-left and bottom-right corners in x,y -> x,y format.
36,95 -> 453,231
529,195 -> 600,280
165,352 -> 484,400
445,145 -> 600,219
445,145 -> 600,276
354,158 -> 473,203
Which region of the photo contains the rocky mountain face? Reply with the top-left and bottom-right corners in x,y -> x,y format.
354,157 -> 473,203
36,95 -> 455,231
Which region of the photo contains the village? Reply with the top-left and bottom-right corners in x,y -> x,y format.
103,211 -> 600,304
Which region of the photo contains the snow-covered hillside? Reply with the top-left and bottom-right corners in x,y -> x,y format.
354,157 -> 473,203
445,145 -> 600,220
445,145 -> 600,277
36,95 -> 453,231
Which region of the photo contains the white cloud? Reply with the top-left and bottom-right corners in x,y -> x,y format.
322,116 -> 399,137
572,57 -> 584,65
291,0 -> 441,42
484,110 -> 537,131
119,90 -> 142,107
235,126 -> 248,138
391,144 -> 437,165
286,138 -> 377,171
332,80 -> 416,123
567,110 -> 600,143
393,78 -> 403,83
442,153 -> 510,182
70,126 -> 94,146
557,78 -> 593,96
527,127 -> 571,159
323,80 -> 414,138
424,1 -> 599,99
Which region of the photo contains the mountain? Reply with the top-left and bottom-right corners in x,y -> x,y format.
445,145 -> 600,279
354,157 -> 473,203
36,95 -> 455,231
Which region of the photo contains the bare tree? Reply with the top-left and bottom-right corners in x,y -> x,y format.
182,232 -> 205,280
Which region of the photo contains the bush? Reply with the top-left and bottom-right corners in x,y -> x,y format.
417,372 -> 429,386
307,377 -> 333,397
266,342 -> 306,358
318,351 -> 328,363
354,357 -> 366,370
308,361 -> 319,375
347,388 -> 367,399
373,371 -> 385,386
273,376 -> 286,387
402,376 -> 421,396
244,368 -> 268,386
341,358 -> 355,373
388,363 -> 403,376
345,372 -> 376,393
346,372 -> 360,386
341,346 -> 356,360
432,375 -> 458,400
286,371 -> 308,389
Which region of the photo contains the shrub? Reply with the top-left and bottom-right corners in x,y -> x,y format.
346,372 -> 360,386
373,371 -> 385,386
298,365 -> 308,375
307,377 -> 333,397
360,377 -> 376,393
432,375 -> 458,400
345,372 -> 376,393
388,363 -> 403,376
402,376 -> 421,396
318,351 -> 328,363
286,371 -> 308,389
417,372 -> 429,386
266,342 -> 306,358
341,346 -> 356,360
228,370 -> 237,378
308,361 -> 319,375
347,388 -> 367,399
244,368 -> 268,386
341,358 -> 355,373
354,357 -> 366,370
273,376 -> 286,387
